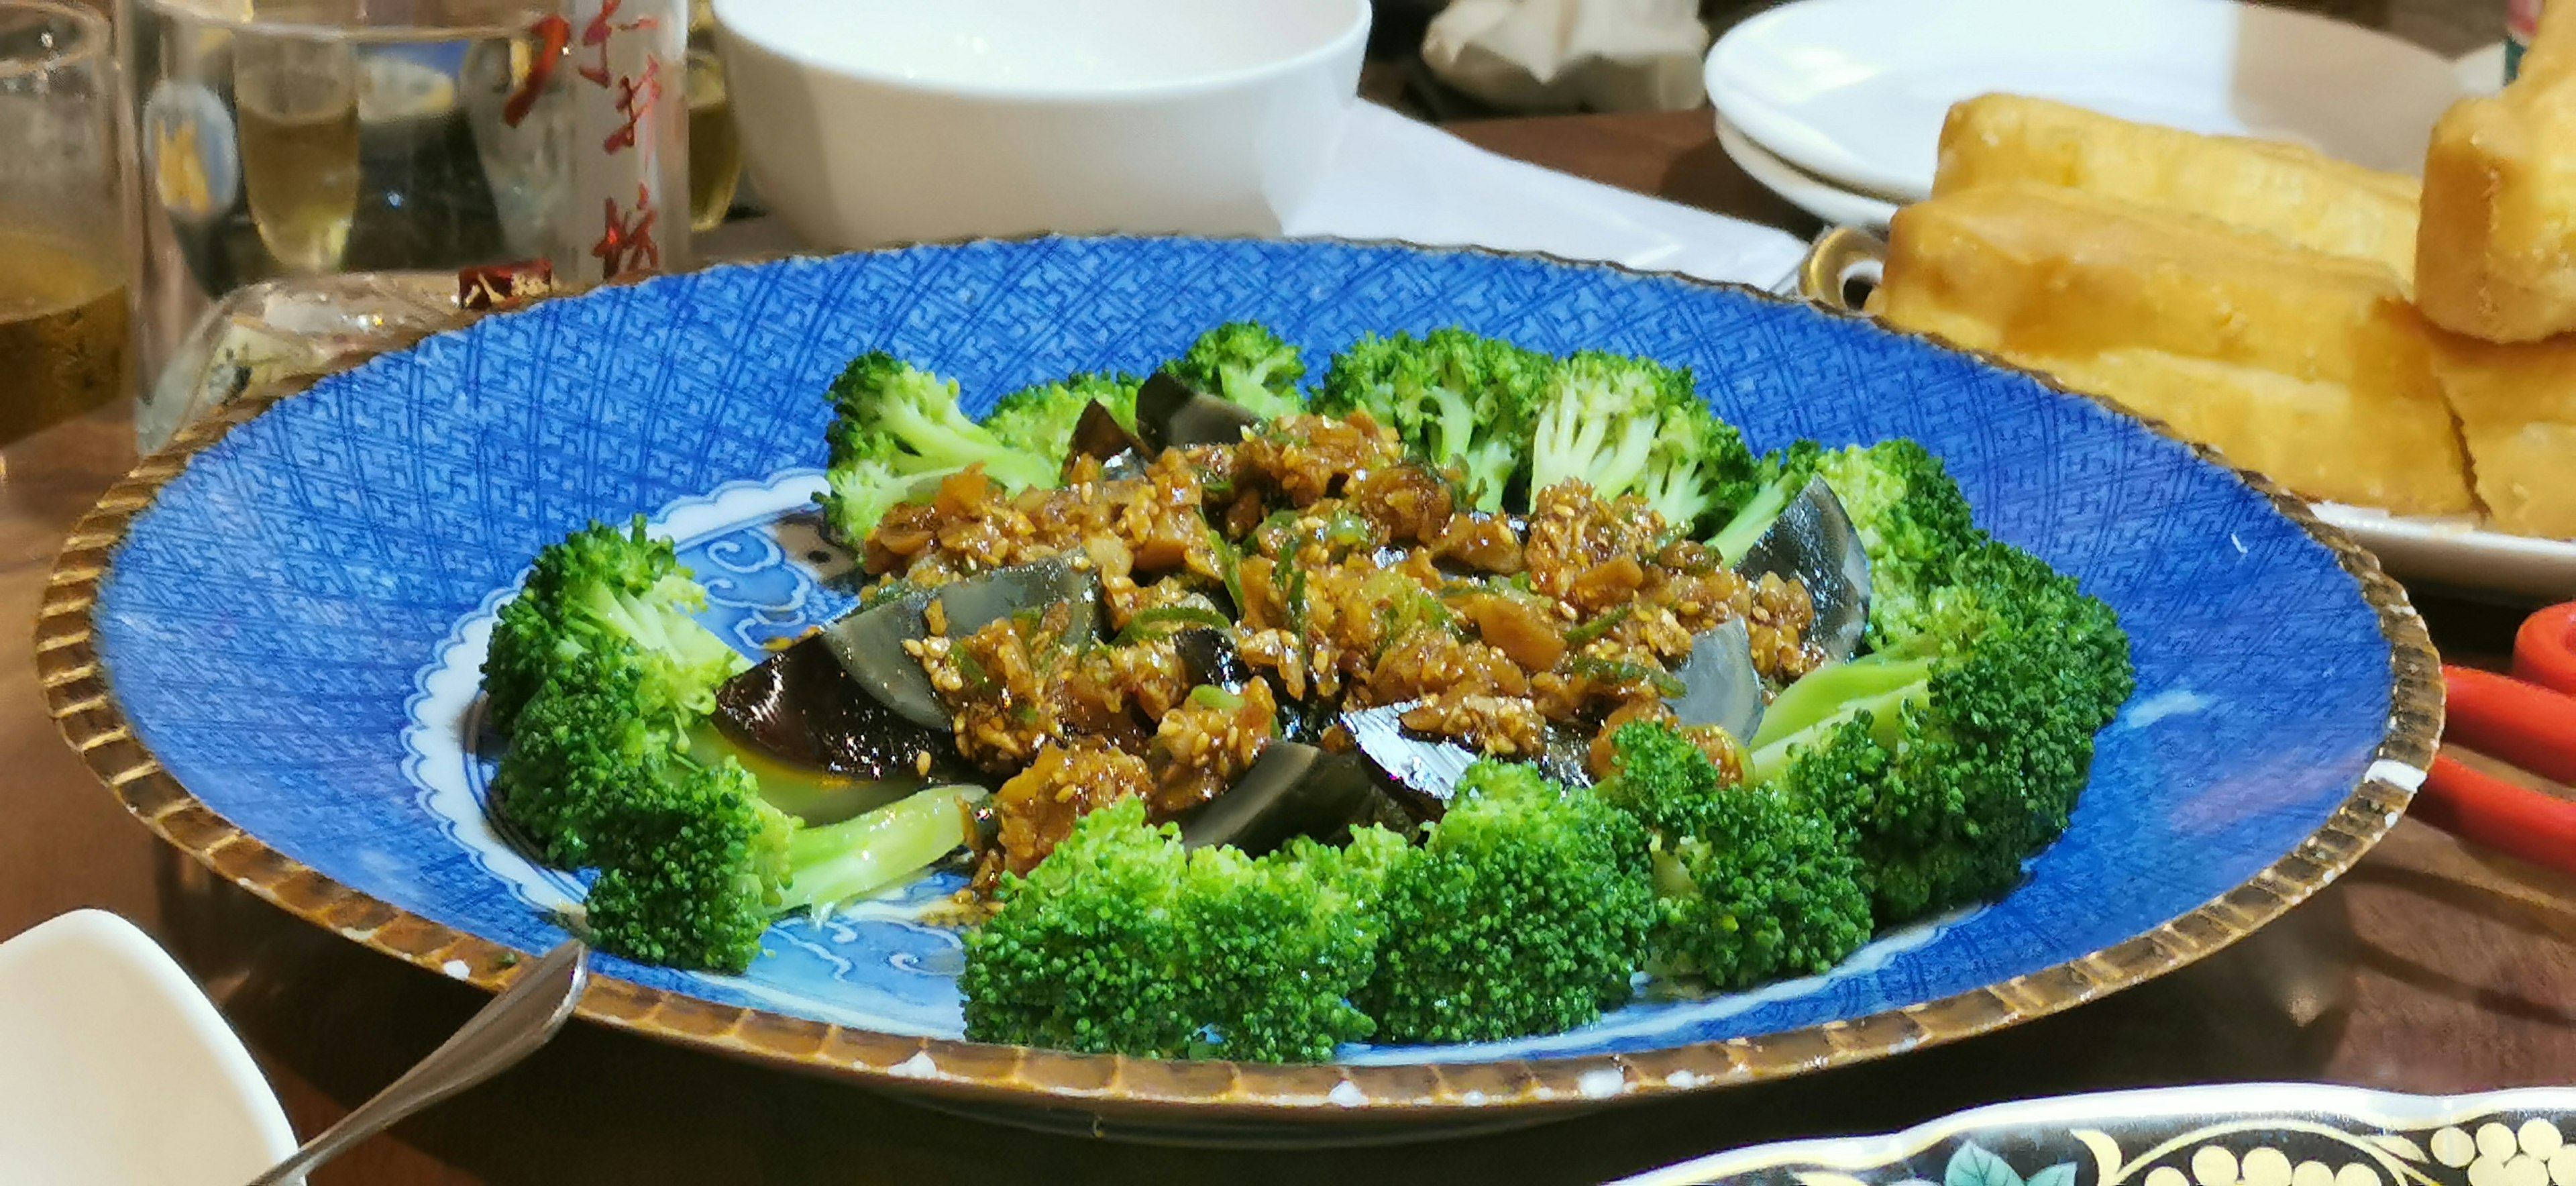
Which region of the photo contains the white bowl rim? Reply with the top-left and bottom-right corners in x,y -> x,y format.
711,0 -> 1373,103
0,909 -> 299,1171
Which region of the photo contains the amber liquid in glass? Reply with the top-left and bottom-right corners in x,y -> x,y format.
0,229 -> 129,445
234,45 -> 364,274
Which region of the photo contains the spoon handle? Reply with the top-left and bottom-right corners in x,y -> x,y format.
246,940 -> 590,1186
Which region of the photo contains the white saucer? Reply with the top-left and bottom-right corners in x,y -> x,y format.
1705,0 -> 2465,201
0,911 -> 295,1185
1717,115 -> 1900,230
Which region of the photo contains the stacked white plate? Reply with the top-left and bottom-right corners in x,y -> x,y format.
1702,2 -> 2576,598
1701,0 -> 2481,229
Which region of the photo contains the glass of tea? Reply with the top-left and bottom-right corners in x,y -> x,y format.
0,0 -> 131,445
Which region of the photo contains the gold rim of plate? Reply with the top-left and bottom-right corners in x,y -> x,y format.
34,234 -> 2445,1119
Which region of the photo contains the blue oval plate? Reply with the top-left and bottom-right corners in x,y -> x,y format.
45,237 -> 2438,1129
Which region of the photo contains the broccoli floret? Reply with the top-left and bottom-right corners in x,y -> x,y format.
492,647 -> 692,867
1315,329 -> 1550,510
581,767 -> 983,975
1529,352 -> 1756,534
818,352 -> 1060,543
1173,830 -> 1405,1061
1168,322 -> 1309,420
1811,441 -> 1981,647
959,800 -> 1193,1056
1360,761 -> 1652,1044
982,371 -> 1144,470
1744,540 -> 2135,920
580,752 -> 792,973
1598,722 -> 1873,988
961,800 -> 1397,1062
1709,440 -> 1825,565
1592,718 -> 1733,841
482,514 -> 977,973
481,517 -> 747,734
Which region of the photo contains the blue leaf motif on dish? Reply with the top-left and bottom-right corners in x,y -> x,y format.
1949,1140 -> 2029,1186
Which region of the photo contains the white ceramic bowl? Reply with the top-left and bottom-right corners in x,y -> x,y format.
0,910 -> 294,1185
712,0 -> 1372,249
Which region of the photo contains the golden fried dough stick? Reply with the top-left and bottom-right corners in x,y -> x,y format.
2428,332 -> 2576,538
1874,183 -> 2475,517
1934,94 -> 2421,283
2416,1 -> 2576,342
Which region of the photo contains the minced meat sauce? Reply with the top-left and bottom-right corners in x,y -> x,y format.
861,412 -> 1819,883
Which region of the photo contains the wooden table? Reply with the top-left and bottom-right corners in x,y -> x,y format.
11,101 -> 2576,1186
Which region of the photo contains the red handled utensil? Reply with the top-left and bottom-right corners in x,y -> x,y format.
2412,602 -> 2576,874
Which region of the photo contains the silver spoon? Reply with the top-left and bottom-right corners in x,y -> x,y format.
246,940 -> 590,1186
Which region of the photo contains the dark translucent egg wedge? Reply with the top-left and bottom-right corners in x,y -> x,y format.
818,557 -> 1103,729
707,636 -> 965,823
1733,476 -> 1871,663
1068,398 -> 1152,484
1664,616 -> 1766,741
1174,741 -> 1414,854
1343,702 -> 1602,809
1134,371 -> 1260,452
1533,724 -> 1597,790
1342,702 -> 1478,810
1172,625 -> 1251,692
713,636 -> 953,777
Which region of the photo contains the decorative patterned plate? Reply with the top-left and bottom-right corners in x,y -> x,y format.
1611,1083 -> 2576,1186
40,237 -> 2439,1134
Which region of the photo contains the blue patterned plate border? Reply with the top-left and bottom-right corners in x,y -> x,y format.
1611,1083 -> 2576,1186
37,236 -> 2443,1126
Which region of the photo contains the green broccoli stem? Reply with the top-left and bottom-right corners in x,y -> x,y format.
777,785 -> 983,914
687,720 -> 918,825
1710,476 -> 1796,566
1751,654 -> 1937,749
1649,845 -> 1700,899
1747,684 -> 1927,784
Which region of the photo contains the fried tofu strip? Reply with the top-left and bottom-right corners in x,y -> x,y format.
1935,94 -> 2421,284
1873,183 -> 2475,517
2428,332 -> 2576,537
2416,2 -> 2576,342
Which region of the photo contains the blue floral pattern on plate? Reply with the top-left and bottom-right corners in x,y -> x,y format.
89,236 -> 2394,1064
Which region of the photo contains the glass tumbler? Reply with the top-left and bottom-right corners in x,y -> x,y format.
0,0 -> 131,443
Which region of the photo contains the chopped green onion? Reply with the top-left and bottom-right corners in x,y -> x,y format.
1563,604 -> 1633,646
1565,654 -> 1684,697
1209,525 -> 1244,611
1114,604 -> 1234,645
1187,685 -> 1246,711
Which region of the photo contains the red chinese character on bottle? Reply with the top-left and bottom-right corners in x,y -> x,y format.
591,184 -> 660,276
578,0 -> 660,88
603,56 -> 662,154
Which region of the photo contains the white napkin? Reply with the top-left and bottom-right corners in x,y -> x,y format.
689,104 -> 1807,293
1281,103 -> 1807,290
1423,0 -> 1713,113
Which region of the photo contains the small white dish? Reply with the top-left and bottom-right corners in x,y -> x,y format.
1716,115 -> 1898,230
2313,502 -> 2576,600
1705,0 -> 2463,202
0,910 -> 295,1186
712,0 -> 1371,250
